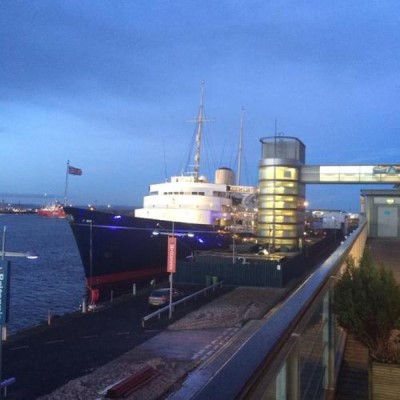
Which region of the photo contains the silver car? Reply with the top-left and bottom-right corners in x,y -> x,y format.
148,288 -> 183,307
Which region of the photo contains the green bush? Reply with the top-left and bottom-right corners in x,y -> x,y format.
334,249 -> 400,362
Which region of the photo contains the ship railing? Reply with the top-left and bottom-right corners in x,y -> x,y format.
229,185 -> 258,194
141,281 -> 223,328
169,217 -> 368,399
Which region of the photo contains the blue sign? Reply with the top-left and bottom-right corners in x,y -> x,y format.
0,261 -> 10,325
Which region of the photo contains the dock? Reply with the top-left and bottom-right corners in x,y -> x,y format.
2,237 -> 400,399
3,285 -> 289,399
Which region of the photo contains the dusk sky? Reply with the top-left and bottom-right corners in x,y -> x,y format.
1,1 -> 399,211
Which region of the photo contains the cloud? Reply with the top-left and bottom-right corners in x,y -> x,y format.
2,0 -> 400,208
3,1 -> 398,102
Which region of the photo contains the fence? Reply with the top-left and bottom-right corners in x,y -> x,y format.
141,281 -> 224,328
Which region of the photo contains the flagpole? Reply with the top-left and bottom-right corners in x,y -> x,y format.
64,160 -> 70,205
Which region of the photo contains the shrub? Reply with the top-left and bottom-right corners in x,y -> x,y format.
334,249 -> 400,362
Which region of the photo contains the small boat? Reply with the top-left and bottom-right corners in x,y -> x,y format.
38,203 -> 66,218
39,162 -> 82,219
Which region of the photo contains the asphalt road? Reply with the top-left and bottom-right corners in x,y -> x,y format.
2,285 -> 230,399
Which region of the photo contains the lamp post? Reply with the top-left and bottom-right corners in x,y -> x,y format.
232,234 -> 236,264
153,224 -> 195,319
1,252 -> 38,259
1,227 -> 38,260
0,226 -> 38,397
167,222 -> 176,319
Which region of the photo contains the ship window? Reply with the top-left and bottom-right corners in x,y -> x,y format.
199,192 -> 205,196
192,192 -> 198,195
150,191 -> 158,195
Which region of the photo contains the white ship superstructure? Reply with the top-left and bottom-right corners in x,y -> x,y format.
135,82 -> 257,230
135,175 -> 232,225
135,170 -> 257,227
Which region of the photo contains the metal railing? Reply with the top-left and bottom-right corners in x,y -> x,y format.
170,220 -> 368,399
141,281 -> 224,328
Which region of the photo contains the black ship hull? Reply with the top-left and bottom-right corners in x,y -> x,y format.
64,207 -> 233,297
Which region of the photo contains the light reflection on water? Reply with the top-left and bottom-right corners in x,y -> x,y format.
0,214 -> 85,334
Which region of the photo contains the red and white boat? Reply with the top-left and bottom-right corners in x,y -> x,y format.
38,162 -> 82,218
38,203 -> 66,218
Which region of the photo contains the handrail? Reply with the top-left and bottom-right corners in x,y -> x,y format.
170,220 -> 368,399
141,281 -> 224,328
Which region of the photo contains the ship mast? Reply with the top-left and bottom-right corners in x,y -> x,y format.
193,81 -> 205,180
237,107 -> 244,186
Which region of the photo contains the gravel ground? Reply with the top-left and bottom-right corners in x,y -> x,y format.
39,286 -> 287,400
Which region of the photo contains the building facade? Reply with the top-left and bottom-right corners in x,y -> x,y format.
257,136 -> 400,248
361,189 -> 400,238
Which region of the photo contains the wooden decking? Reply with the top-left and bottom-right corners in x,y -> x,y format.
335,334 -> 369,399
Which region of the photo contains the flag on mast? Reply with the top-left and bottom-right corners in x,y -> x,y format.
64,161 -> 82,203
68,166 -> 83,176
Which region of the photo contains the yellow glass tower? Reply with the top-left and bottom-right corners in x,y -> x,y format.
258,136 -> 306,252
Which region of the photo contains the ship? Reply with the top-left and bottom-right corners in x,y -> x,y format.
38,162 -> 82,219
64,85 -> 258,300
38,202 -> 66,218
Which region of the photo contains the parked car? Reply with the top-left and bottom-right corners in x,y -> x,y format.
148,288 -> 183,307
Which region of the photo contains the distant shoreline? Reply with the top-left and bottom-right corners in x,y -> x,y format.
0,203 -> 139,215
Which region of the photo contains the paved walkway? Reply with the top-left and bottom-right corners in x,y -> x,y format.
3,284 -> 234,399
38,286 -> 288,400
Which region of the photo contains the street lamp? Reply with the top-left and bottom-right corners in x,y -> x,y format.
167,222 -> 176,319
0,226 -> 38,396
153,224 -> 194,319
1,252 -> 38,259
2,226 -> 38,261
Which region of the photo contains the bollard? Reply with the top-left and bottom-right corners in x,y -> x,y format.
132,283 -> 136,296
82,298 -> 87,313
2,325 -> 7,341
47,309 -> 51,325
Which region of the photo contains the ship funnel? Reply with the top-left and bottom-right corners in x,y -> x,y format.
215,168 -> 235,185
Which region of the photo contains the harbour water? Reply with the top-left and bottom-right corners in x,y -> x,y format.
0,214 -> 86,334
